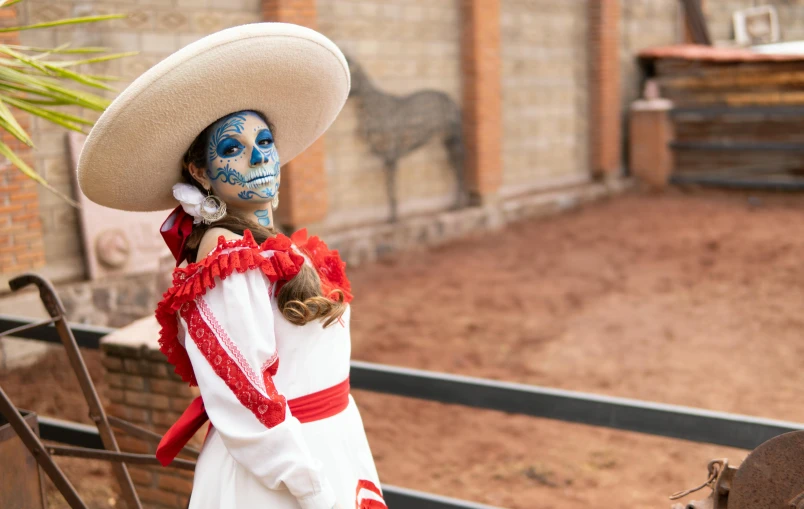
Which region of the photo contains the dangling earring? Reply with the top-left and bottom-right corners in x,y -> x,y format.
272,173 -> 280,210
200,187 -> 227,224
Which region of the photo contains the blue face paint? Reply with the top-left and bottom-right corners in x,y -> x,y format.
208,114 -> 246,163
203,111 -> 281,212
206,164 -> 247,186
238,188 -> 277,200
254,209 -> 271,226
217,138 -> 244,159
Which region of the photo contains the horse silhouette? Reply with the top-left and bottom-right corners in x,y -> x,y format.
345,56 -> 465,222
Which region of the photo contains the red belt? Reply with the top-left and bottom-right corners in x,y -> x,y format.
156,377 -> 350,466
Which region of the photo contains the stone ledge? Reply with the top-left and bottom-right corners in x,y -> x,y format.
325,178 -> 632,267
101,315 -> 161,351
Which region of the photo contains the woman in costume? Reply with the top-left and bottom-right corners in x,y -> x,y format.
77,23 -> 385,509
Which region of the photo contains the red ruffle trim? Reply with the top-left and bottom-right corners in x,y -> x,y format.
155,230 -> 305,385
155,229 -> 354,386
291,228 -> 353,304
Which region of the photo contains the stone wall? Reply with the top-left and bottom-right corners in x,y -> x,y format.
317,0 -> 463,227
500,0 -> 590,197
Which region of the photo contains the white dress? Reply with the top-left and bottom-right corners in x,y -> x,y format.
155,230 -> 385,509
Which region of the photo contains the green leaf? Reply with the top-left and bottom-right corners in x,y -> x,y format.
41,62 -> 115,91
7,97 -> 72,106
48,51 -> 139,67
0,81 -> 107,111
0,0 -> 25,7
0,139 -> 80,208
1,95 -> 88,132
0,67 -> 111,110
0,14 -> 127,33
0,98 -> 32,146
4,96 -> 94,126
0,45 -> 51,74
7,44 -> 110,54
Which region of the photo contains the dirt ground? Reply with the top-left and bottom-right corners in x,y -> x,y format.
3,188 -> 804,508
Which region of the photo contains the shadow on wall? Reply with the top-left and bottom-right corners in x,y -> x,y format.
344,55 -> 465,222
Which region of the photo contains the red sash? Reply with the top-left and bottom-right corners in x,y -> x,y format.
156,378 -> 350,466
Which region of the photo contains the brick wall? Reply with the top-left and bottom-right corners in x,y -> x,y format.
0,5 -> 46,280
102,322 -> 202,509
500,0 -> 591,196
317,0 -> 463,227
262,0 -> 329,228
462,0 -> 502,203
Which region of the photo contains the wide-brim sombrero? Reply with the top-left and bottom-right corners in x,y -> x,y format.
77,23 -> 350,212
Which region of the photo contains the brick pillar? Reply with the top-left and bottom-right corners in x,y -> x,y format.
102,318 -> 201,509
629,96 -> 675,189
262,0 -> 328,229
0,6 -> 45,277
588,0 -> 621,177
461,0 -> 502,204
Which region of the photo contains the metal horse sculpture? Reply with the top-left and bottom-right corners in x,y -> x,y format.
345,56 -> 465,222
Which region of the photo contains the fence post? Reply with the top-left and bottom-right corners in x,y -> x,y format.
629,88 -> 675,189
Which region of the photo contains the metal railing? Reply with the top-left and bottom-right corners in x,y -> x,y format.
4,313 -> 803,508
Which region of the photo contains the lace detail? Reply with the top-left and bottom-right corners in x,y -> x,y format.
181,300 -> 286,429
155,230 -> 304,385
196,295 -> 267,395
261,351 -> 279,377
291,228 -> 353,304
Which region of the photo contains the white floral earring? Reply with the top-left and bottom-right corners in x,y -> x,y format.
200,187 -> 227,224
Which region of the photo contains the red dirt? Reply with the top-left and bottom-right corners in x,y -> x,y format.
4,188 -> 804,509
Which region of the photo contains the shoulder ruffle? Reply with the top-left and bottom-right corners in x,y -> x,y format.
291,228 -> 353,304
155,230 -> 305,385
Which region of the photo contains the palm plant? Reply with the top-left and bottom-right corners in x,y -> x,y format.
0,0 -> 134,206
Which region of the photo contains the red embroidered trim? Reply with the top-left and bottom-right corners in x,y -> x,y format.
196,296 -> 266,394
155,230 -> 304,385
356,480 -> 387,509
181,300 -> 286,428
291,228 -> 353,304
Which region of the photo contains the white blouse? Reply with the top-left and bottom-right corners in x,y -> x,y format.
158,232 -> 383,509
181,266 -> 337,508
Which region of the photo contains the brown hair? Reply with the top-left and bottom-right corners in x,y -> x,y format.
181,112 -> 345,328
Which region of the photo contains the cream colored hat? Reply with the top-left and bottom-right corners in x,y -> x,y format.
77,23 -> 350,212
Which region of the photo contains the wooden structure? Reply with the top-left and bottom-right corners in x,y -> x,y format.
635,45 -> 804,189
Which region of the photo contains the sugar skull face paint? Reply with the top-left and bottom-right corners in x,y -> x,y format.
203,111 -> 281,208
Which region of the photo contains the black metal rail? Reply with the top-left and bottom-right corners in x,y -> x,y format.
0,314 -> 111,350
7,314 -> 803,451
350,361 -> 804,451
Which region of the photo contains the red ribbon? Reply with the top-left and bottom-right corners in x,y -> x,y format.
160,206 -> 195,266
156,378 -> 351,466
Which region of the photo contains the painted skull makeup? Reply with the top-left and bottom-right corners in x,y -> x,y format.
204,111 -> 281,212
